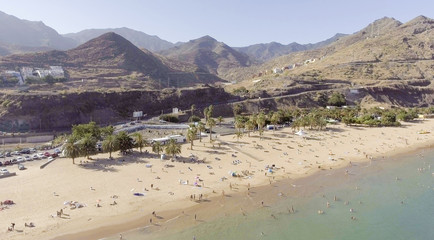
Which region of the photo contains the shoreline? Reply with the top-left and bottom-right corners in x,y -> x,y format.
2,120 -> 434,240
50,122 -> 434,240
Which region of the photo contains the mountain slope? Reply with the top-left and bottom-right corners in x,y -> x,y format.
64,27 -> 174,52
225,16 -> 434,107
235,33 -> 346,62
0,32 -> 223,89
159,35 -> 253,75
0,10 -> 76,52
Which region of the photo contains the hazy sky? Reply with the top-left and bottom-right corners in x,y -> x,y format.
1,0 -> 433,46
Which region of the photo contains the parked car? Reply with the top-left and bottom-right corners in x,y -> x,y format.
47,156 -> 54,161
51,153 -> 58,158
0,168 -> 9,174
54,148 -> 62,154
32,154 -> 39,160
12,151 -> 20,155
18,164 -> 25,170
16,156 -> 24,163
4,160 -> 11,165
25,156 -> 32,161
44,152 -> 51,157
20,149 -> 30,154
29,148 -> 37,153
11,159 -> 18,164
5,152 -> 11,157
0,161 -> 3,166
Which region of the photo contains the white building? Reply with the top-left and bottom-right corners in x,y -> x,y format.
20,66 -> 65,80
273,68 -> 283,74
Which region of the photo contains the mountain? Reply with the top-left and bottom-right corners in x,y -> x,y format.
0,32 -> 222,88
225,16 -> 434,107
159,35 -> 253,76
234,33 -> 346,62
0,41 -> 53,56
64,27 -> 174,52
0,10 -> 76,53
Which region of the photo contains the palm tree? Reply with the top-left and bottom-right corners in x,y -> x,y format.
132,132 -> 146,153
257,112 -> 266,140
152,141 -> 163,155
203,107 -> 209,123
197,122 -> 205,142
165,138 -> 181,160
116,131 -> 134,154
81,133 -> 97,159
234,116 -> 244,130
102,134 -> 118,159
249,114 -> 257,132
187,125 -> 197,150
271,112 -> 282,132
190,104 -> 196,117
245,120 -> 255,137
234,129 -> 244,142
208,105 -> 214,119
232,104 -> 242,117
207,118 -> 216,142
217,116 -> 224,126
64,135 -> 81,164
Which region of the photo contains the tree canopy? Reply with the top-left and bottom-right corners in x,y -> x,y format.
327,92 -> 346,107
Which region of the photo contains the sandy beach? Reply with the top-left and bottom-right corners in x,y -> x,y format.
1,119 -> 434,240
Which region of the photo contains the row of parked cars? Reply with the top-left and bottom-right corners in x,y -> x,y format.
0,148 -> 61,167
0,148 -> 37,158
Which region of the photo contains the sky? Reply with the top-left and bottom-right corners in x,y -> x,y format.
0,0 -> 433,47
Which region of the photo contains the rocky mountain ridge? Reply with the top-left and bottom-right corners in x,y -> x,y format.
0,32 -> 223,89
63,27 -> 174,52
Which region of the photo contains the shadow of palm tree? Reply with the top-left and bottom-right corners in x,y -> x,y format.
78,154 -> 149,172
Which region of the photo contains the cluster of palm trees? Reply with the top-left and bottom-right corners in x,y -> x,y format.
63,122 -> 183,164
290,112 -> 327,131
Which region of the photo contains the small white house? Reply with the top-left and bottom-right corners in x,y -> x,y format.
273,68 -> 283,74
350,88 -> 360,94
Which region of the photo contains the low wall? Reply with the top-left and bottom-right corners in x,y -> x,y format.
0,172 -> 17,179
40,159 -> 56,169
0,135 -> 54,144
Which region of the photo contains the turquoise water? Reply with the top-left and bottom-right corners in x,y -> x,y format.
109,149 -> 434,240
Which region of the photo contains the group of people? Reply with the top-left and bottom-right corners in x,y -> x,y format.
7,222 -> 34,232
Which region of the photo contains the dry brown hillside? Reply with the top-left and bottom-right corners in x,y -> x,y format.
0,32 -> 223,90
224,16 -> 434,108
227,16 -> 434,82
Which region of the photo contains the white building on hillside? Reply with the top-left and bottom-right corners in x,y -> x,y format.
273,68 -> 283,74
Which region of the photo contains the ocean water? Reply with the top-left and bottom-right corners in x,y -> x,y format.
108,149 -> 434,240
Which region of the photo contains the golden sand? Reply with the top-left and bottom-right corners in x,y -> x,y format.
1,120 -> 434,240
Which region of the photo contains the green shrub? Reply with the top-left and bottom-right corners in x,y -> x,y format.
188,115 -> 201,122
160,114 -> 179,123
